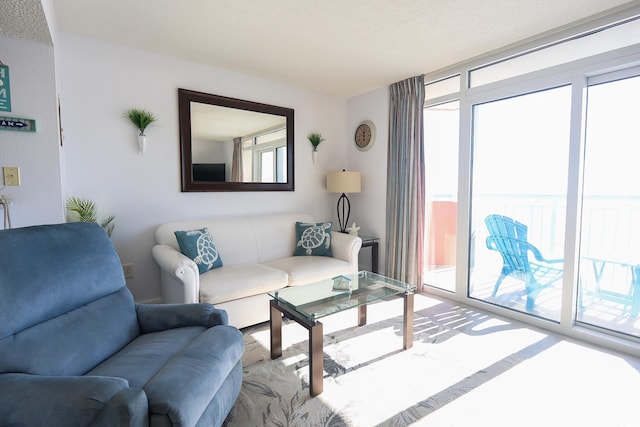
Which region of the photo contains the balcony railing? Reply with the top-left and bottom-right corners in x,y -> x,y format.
426,194 -> 640,338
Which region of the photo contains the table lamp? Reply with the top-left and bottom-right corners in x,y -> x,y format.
327,170 -> 361,233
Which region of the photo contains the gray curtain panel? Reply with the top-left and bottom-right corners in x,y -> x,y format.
385,75 -> 425,287
231,137 -> 243,182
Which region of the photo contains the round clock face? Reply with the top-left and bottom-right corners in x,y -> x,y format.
355,120 -> 375,151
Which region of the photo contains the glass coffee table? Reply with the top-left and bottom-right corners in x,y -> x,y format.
268,271 -> 416,396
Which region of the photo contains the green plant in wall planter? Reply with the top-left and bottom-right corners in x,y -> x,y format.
307,132 -> 325,164
124,108 -> 156,154
66,197 -> 116,237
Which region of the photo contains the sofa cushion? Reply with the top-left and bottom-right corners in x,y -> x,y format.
293,222 -> 333,257
174,228 -> 223,273
264,256 -> 355,286
198,264 -> 288,304
251,214 -> 314,262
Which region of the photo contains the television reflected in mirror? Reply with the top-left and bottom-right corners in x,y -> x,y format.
178,89 -> 295,192
192,163 -> 226,182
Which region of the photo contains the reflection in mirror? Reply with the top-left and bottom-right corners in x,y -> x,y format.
178,89 -> 294,192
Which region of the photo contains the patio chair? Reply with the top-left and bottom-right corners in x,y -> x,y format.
485,214 -> 564,311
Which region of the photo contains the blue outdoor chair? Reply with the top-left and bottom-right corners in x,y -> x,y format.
485,214 -> 564,311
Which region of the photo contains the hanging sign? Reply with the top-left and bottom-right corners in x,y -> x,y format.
0,65 -> 10,112
0,116 -> 36,132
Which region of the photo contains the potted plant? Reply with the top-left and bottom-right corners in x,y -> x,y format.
124,108 -> 156,153
66,196 -> 116,237
307,132 -> 325,164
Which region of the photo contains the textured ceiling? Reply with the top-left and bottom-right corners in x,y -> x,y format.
0,0 -> 51,45
3,1 -> 639,97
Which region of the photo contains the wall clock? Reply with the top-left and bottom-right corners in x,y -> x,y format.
354,120 -> 375,151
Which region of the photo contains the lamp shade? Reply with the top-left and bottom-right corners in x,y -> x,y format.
327,171 -> 361,194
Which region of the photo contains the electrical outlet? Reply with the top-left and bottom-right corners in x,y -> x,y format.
3,167 -> 20,186
122,263 -> 134,279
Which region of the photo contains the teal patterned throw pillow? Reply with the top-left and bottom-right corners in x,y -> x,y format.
293,222 -> 333,257
174,228 -> 223,274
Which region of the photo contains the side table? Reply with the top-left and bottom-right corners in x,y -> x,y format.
359,234 -> 379,273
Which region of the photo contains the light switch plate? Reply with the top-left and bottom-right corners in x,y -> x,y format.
3,167 -> 20,186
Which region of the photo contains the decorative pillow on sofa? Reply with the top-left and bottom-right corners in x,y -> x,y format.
174,228 -> 223,274
293,221 -> 333,257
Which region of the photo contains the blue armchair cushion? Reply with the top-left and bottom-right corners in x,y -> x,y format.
87,325 -> 244,426
175,228 -> 223,273
0,287 -> 139,376
293,221 -> 333,256
0,373 -> 148,427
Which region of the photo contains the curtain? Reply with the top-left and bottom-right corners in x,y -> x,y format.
385,75 -> 425,287
231,137 -> 243,182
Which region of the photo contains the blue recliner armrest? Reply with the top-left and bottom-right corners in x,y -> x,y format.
135,303 -> 228,333
0,373 -> 148,427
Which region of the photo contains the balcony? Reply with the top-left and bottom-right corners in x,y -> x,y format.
424,195 -> 640,340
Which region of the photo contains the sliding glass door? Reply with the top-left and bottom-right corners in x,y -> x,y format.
468,86 -> 571,322
577,70 -> 640,337
422,14 -> 640,349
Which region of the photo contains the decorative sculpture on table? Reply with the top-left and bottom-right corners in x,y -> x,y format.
347,222 -> 360,236
332,275 -> 352,291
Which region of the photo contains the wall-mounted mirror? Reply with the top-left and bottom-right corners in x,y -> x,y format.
178,88 -> 295,191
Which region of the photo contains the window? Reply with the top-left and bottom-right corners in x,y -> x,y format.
423,100 -> 459,292
242,128 -> 287,182
423,6 -> 640,350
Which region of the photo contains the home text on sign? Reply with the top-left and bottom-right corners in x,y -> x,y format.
0,65 -> 11,113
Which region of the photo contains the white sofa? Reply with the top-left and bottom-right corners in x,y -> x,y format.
152,213 -> 362,329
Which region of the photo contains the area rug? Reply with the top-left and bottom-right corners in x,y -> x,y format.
223,294 -> 640,427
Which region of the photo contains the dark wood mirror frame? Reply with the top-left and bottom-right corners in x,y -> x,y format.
178,88 -> 295,192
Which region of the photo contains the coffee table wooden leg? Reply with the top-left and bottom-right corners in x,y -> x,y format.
403,292 -> 414,350
309,321 -> 323,396
358,304 -> 367,326
270,300 -> 282,359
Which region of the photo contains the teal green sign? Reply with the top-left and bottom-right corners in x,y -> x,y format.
0,116 -> 36,132
0,65 -> 11,112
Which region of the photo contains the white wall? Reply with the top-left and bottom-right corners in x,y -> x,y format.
57,32 -> 349,302
347,87 -> 389,274
0,35 -> 64,228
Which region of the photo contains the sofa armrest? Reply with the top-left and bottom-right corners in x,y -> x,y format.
0,373 -> 148,427
151,244 -> 200,303
331,232 -> 363,270
135,303 -> 228,333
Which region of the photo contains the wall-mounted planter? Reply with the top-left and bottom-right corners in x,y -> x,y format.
124,108 -> 156,154
138,135 -> 147,154
307,132 -> 324,166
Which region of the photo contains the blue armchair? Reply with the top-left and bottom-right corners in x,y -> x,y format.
0,222 -> 244,426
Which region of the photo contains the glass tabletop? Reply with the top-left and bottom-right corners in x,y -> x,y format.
268,271 -> 416,323
359,234 -> 379,243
